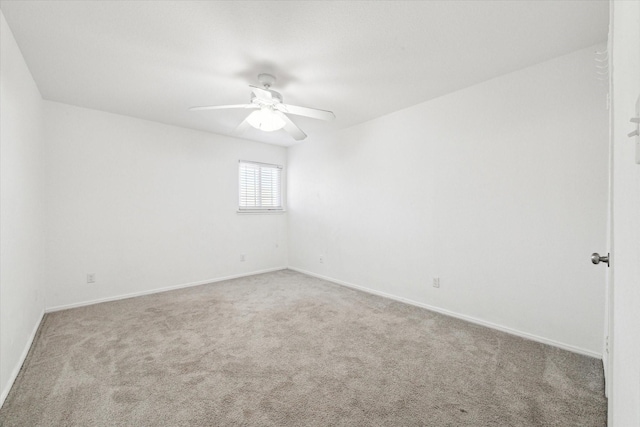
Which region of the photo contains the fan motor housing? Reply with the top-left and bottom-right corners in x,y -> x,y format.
251,90 -> 283,105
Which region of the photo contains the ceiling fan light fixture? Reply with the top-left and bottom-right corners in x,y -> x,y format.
189,73 -> 333,140
246,108 -> 286,132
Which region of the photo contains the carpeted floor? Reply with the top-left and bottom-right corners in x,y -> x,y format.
0,269 -> 606,426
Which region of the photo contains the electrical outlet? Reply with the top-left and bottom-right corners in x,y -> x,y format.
319,255 -> 324,264
240,254 -> 246,262
87,273 -> 96,284
432,277 -> 440,288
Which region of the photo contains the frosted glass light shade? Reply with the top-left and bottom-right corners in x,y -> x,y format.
246,108 -> 286,132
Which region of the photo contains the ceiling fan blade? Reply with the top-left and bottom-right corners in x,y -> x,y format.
274,111 -> 307,141
232,116 -> 252,136
249,86 -> 273,102
276,103 -> 335,121
189,104 -> 256,111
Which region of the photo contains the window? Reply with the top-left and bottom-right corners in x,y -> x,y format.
238,161 -> 283,212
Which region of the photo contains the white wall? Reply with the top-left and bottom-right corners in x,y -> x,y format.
0,11 -> 46,403
44,101 -> 287,309
609,0 -> 640,424
288,45 -> 608,356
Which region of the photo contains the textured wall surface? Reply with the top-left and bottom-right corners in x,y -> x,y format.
0,11 -> 46,404
288,45 -> 608,356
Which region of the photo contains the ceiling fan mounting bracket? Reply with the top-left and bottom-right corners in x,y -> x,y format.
257,73 -> 276,89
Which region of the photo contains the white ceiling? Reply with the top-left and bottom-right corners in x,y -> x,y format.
0,1 -> 608,146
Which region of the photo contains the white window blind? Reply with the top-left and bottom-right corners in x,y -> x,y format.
239,161 -> 283,211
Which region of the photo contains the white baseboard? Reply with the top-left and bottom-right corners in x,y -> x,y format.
46,267 -> 287,313
1,309 -> 45,408
287,267 -> 602,359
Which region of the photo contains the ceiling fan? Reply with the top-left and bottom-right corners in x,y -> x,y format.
189,74 -> 335,141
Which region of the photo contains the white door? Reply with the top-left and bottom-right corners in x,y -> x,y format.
607,1 -> 640,425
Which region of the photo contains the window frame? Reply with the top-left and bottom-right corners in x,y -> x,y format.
237,160 -> 285,214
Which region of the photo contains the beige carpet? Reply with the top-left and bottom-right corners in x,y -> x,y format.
0,270 -> 606,426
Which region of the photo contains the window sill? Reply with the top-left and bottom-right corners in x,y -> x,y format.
236,210 -> 287,215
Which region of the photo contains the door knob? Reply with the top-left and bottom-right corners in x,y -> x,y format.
591,252 -> 609,267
